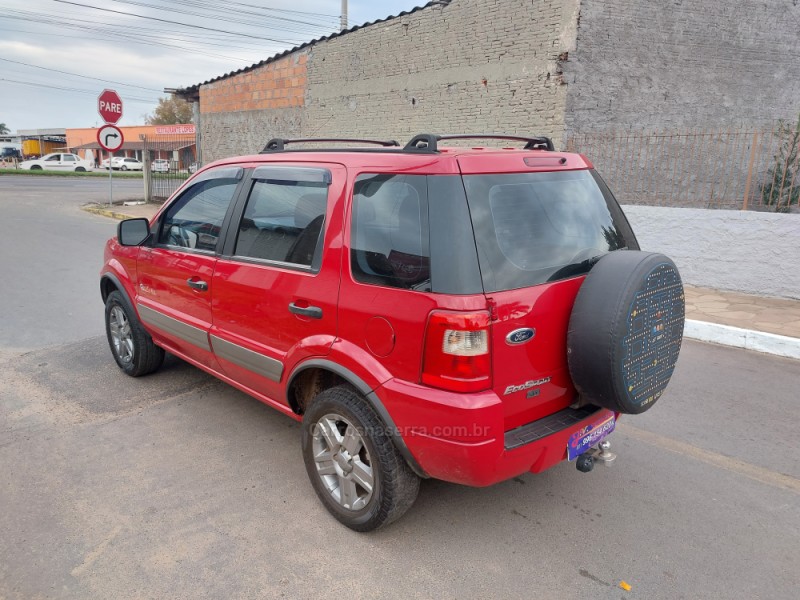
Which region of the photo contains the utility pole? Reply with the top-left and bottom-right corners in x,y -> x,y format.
340,0 -> 348,30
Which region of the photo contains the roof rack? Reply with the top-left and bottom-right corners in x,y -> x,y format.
261,138 -> 400,152
403,133 -> 555,153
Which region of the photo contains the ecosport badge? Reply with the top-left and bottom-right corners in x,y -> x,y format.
506,328 -> 536,345
504,377 -> 551,396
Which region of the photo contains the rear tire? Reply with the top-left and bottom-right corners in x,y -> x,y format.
104,291 -> 164,377
75,167 -> 86,172
121,165 -> 128,171
30,165 -> 42,170
302,385 -> 420,531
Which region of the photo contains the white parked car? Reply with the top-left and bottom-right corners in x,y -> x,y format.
112,157 -> 143,171
152,159 -> 170,173
20,153 -> 94,172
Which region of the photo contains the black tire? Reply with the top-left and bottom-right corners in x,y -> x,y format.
30,165 -> 42,170
302,385 -> 420,531
121,165 -> 128,171
75,167 -> 86,172
104,290 -> 165,377
567,251 -> 685,414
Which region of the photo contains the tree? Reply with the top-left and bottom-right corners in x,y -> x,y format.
144,96 -> 193,125
0,123 -> 10,135
761,113 -> 800,212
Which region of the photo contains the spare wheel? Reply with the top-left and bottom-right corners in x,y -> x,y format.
567,251 -> 685,415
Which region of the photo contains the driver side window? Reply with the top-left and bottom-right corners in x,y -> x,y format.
158,177 -> 240,253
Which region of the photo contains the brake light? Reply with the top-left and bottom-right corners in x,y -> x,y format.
422,311 -> 491,393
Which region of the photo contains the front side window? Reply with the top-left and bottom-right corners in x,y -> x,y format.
351,174 -> 430,291
158,175 -> 240,252
234,170 -> 329,268
45,154 -> 59,162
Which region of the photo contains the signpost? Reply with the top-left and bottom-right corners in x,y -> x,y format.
97,90 -> 123,206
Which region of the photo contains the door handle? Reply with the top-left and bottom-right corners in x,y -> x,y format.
289,302 -> 322,319
187,278 -> 208,291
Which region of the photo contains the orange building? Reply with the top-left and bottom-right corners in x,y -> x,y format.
66,125 -> 196,168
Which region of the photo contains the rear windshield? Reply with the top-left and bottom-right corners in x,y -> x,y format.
462,169 -> 638,292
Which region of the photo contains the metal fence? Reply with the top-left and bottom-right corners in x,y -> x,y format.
140,133 -> 198,202
564,126 -> 800,211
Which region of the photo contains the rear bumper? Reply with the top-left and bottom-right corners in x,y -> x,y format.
377,378 -> 614,487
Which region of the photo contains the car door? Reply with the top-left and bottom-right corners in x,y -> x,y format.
43,154 -> 62,170
135,165 -> 245,370
210,164 -> 345,405
62,154 -> 77,170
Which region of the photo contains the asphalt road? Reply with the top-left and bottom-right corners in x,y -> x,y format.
0,176 -> 142,353
1,176 -> 798,599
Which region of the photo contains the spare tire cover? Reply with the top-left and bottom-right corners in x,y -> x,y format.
567,251 -> 685,414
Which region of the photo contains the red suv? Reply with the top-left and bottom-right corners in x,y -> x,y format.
101,134 -> 685,531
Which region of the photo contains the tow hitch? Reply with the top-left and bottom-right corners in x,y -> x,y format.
576,441 -> 617,473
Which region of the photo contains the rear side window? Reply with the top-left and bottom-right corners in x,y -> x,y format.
351,174 -> 431,292
463,170 -> 638,292
234,170 -> 329,268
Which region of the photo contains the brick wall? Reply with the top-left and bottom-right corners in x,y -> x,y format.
199,52 -> 308,161
564,0 -> 800,133
197,0 -> 579,160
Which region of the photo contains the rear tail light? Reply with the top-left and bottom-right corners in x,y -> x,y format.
422,311 -> 491,393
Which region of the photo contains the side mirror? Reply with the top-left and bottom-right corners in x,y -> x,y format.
118,218 -> 151,246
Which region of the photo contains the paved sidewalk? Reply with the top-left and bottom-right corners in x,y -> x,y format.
82,202 -> 800,359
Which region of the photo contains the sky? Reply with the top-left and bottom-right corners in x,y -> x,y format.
0,0 -> 426,131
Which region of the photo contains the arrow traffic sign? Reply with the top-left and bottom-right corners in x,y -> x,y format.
98,89 -> 123,124
97,124 -> 124,152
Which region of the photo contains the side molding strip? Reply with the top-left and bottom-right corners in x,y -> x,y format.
137,304 -> 211,351
210,335 -> 284,382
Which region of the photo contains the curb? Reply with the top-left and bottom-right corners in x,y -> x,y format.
684,319 -> 800,360
82,204 -> 141,221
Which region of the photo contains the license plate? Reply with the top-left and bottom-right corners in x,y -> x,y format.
567,414 -> 616,461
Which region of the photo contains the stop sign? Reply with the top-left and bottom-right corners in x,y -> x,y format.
98,89 -> 123,124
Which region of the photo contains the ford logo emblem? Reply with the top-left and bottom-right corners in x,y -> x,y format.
506,328 -> 535,345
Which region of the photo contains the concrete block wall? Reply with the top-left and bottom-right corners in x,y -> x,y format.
303,0 -> 579,147
196,0 -> 580,160
564,0 -> 800,133
624,206 -> 800,299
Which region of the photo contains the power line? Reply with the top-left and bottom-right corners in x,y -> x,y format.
0,57 -> 163,92
0,78 -> 158,103
51,0 -> 309,44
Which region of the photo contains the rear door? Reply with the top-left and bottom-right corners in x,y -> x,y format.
459,165 -> 638,431
135,166 -> 245,369
209,163 -> 345,405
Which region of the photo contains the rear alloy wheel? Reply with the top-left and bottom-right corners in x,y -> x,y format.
121,165 -> 128,171
302,386 -> 420,531
104,291 -> 164,377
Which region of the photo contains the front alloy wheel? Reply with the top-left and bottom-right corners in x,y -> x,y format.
108,304 -> 134,365
104,290 -> 164,377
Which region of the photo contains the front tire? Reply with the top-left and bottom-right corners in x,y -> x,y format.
302,386 -> 420,531
104,291 -> 164,377
121,165 -> 128,171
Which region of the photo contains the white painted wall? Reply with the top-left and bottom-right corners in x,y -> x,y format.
623,206 -> 800,300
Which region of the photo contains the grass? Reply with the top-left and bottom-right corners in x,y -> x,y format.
0,168 -> 143,178
0,169 -> 189,180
